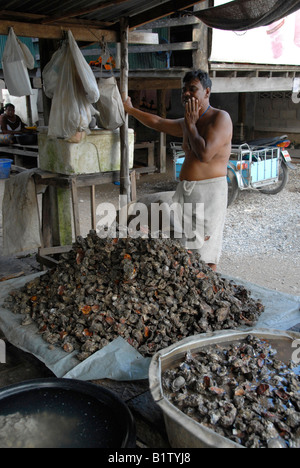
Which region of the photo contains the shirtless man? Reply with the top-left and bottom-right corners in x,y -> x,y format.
123,70 -> 233,271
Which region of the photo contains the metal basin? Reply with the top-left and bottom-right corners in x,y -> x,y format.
15,134 -> 38,145
0,378 -> 136,448
149,328 -> 300,448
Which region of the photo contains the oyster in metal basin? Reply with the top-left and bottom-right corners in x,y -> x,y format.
149,328 -> 300,449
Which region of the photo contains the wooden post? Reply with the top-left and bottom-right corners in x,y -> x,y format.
119,17 -> 131,205
26,95 -> 33,126
39,39 -> 60,125
193,2 -> 209,72
157,89 -> 167,173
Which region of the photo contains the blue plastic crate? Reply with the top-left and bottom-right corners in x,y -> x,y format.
251,159 -> 278,183
175,157 -> 185,179
0,159 -> 13,179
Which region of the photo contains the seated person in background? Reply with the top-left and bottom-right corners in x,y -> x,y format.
0,103 -> 26,135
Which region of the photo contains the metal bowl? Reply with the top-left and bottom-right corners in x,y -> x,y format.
149,328 -> 300,449
0,378 -> 136,448
15,134 -> 37,145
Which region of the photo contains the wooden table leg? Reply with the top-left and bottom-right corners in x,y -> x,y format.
90,185 -> 96,230
71,177 -> 81,238
130,170 -> 137,202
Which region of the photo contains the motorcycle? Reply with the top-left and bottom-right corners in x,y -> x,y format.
171,135 -> 296,207
227,135 -> 296,206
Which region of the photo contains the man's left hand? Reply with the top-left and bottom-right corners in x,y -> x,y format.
185,98 -> 202,127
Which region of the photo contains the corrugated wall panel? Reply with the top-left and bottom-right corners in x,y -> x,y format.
85,28 -> 170,70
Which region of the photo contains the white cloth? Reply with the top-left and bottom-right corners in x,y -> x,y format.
2,170 -> 42,255
172,176 -> 228,264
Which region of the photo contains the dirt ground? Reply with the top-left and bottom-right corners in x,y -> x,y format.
0,155 -> 299,296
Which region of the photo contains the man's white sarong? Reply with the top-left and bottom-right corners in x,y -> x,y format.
172,176 -> 227,265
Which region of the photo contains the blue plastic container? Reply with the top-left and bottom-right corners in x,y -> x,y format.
175,156 -> 185,179
0,159 -> 13,179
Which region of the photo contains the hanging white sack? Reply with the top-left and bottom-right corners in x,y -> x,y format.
96,75 -> 125,130
2,28 -> 34,97
67,30 -> 100,104
42,44 -> 66,100
43,31 -> 100,141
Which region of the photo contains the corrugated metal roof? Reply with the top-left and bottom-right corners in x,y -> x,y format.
0,0 -> 202,37
1,0 -> 174,24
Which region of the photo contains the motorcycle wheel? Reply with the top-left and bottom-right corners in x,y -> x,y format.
258,161 -> 289,195
227,168 -> 239,206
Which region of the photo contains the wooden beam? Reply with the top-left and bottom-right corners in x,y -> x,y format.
51,18 -> 115,30
0,10 -> 47,21
83,40 -> 197,55
128,78 -> 182,90
0,19 -> 158,44
124,41 -> 199,53
0,19 -> 117,42
212,77 -> 295,93
128,31 -> 159,45
129,0 -> 206,29
137,16 -> 201,29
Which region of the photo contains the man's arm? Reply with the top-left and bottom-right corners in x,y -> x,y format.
0,115 -> 9,134
124,97 -> 183,137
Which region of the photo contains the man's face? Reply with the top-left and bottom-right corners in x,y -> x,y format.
5,106 -> 15,117
182,79 -> 209,107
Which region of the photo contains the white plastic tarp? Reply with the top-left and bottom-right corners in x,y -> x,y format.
2,28 -> 34,97
0,272 -> 299,381
42,30 -> 100,140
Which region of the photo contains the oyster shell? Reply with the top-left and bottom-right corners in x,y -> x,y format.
162,335 -> 300,449
5,231 -> 265,361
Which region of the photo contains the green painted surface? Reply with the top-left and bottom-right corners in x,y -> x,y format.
56,187 -> 72,246
38,129 -> 134,175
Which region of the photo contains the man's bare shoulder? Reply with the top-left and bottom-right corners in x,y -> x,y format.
212,107 -> 231,119
210,108 -> 233,133
214,108 -> 232,124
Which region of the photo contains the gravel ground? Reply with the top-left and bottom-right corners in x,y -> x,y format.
0,159 -> 299,295
74,160 -> 300,295
219,164 -> 300,295
77,160 -> 300,295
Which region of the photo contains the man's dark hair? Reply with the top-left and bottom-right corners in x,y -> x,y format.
183,70 -> 212,90
4,103 -> 15,110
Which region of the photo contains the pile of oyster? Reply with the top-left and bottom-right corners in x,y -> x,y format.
5,231 -> 264,361
162,335 -> 300,448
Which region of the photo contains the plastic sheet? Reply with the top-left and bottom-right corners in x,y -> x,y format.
195,0 -> 300,31
0,272 -> 299,381
96,76 -> 125,130
2,28 -> 34,97
2,170 -> 42,255
42,31 -> 100,141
